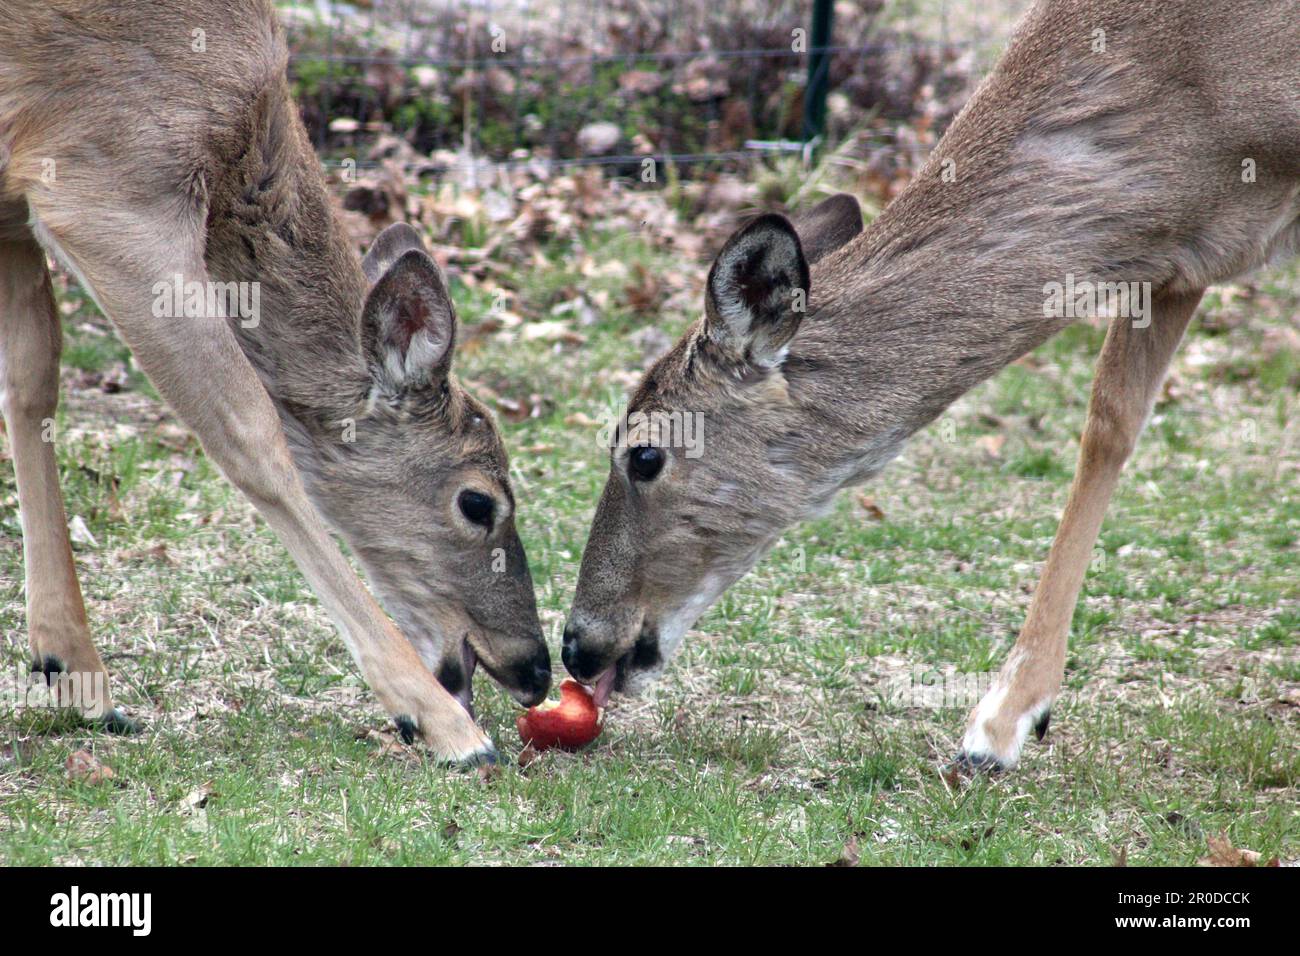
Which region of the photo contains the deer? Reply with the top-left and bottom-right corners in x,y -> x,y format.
562,0 -> 1300,771
0,0 -> 550,766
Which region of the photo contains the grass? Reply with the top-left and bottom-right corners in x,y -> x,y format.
1,208 -> 1298,866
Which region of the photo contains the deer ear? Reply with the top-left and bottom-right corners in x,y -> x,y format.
704,214 -> 810,368
792,193 -> 862,265
361,248 -> 456,392
361,222 -> 426,285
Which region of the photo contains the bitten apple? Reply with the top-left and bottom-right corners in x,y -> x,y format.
517,679 -> 603,751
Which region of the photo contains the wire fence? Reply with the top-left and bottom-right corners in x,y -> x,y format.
280,0 -> 1029,178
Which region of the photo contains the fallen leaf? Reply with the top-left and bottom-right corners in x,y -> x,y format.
65,750 -> 114,785
826,835 -> 860,867
959,826 -> 996,851
496,394 -> 543,423
361,727 -> 410,759
521,319 -> 586,345
1199,833 -> 1279,867
857,495 -> 886,521
976,434 -> 1006,458
181,782 -> 213,813
564,412 -> 602,429
622,263 -> 664,316
68,515 -> 98,549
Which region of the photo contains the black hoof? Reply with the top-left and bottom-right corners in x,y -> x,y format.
457,744 -> 498,769
438,743 -> 499,771
948,751 -> 1007,775
390,716 -> 497,769
97,707 -> 142,735
393,714 -> 418,745
1033,710 -> 1051,742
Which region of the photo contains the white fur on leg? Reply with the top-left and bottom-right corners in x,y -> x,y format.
960,683 -> 1054,769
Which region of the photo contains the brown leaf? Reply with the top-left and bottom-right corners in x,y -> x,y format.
517,744 -> 542,769
857,495 -> 886,521
521,320 -> 586,345
496,394 -> 543,423
564,412 -> 602,429
623,263 -> 664,316
65,749 -> 115,785
939,762 -> 966,791
1199,832 -> 1278,867
826,835 -> 860,867
181,782 -> 213,813
976,434 -> 1006,458
959,826 -> 996,851
361,727 -> 410,759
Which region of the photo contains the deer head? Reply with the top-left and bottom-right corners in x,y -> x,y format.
290,224 -> 551,715
562,195 -> 868,703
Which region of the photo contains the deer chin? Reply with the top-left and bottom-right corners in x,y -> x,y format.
583,623 -> 667,706
583,577 -> 732,706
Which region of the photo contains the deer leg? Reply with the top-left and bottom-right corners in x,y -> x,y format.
31,213 -> 496,765
957,289 -> 1204,771
0,235 -> 130,727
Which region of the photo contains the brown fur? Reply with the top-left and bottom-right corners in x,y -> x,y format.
566,0 -> 1300,767
0,0 -> 549,764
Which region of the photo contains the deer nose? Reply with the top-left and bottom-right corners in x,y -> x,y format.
532,649 -> 552,690
561,622 -> 604,680
518,641 -> 552,706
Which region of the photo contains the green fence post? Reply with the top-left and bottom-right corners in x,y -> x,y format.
802,0 -> 835,144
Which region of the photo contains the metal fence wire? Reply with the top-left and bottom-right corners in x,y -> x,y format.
281,0 -> 1028,176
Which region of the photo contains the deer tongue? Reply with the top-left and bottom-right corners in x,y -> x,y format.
590,667 -> 618,709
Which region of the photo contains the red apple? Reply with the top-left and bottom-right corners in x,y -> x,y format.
517,679 -> 603,751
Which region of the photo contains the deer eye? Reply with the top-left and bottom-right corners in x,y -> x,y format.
629,446 -> 664,482
458,490 -> 494,527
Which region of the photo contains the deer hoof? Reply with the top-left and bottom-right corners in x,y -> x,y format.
947,750 -> 1007,775
451,743 -> 498,769
391,715 -> 498,769
98,707 -> 142,735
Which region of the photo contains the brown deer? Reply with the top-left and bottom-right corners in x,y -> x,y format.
563,0 -> 1300,770
0,0 -> 550,765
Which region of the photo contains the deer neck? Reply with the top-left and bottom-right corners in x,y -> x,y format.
792,70 -> 1165,484
202,81 -> 371,439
